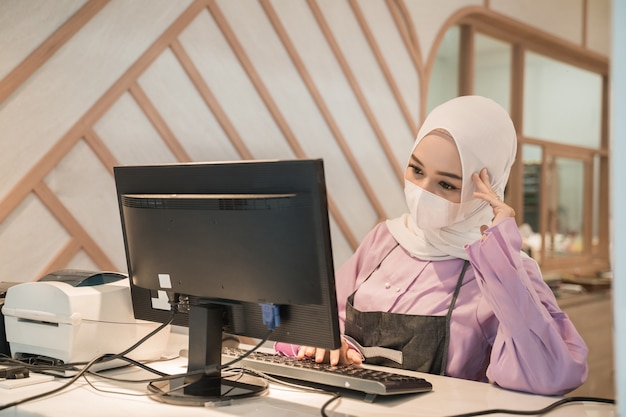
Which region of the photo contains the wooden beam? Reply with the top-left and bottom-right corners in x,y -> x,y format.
0,0 -> 110,104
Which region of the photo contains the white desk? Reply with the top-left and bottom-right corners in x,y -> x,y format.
0,333 -> 615,417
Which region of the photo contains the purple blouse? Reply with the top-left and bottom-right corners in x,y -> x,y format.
276,218 -> 588,395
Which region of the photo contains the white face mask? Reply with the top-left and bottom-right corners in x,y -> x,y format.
404,180 -> 461,230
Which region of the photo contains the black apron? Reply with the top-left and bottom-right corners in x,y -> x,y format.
344,245 -> 469,376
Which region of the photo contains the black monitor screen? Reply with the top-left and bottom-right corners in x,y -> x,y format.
114,159 -> 342,405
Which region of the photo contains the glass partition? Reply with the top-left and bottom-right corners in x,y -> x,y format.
523,52 -> 603,148
545,156 -> 585,257
474,35 -> 511,112
428,26 -> 459,112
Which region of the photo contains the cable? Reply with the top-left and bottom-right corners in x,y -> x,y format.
147,329 -> 274,387
443,396 -> 616,417
232,367 -> 341,417
96,309 -> 177,365
0,309 -> 176,411
220,330 -> 273,369
320,392 -> 341,417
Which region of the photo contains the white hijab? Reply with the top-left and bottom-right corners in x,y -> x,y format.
387,96 -> 517,260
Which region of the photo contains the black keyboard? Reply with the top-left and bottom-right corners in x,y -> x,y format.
221,347 -> 432,401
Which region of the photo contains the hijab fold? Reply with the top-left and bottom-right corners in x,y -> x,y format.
387,96 -> 517,260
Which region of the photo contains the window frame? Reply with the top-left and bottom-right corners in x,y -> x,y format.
456,14 -> 610,274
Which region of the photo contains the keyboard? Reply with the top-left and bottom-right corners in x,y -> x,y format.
221,347 -> 432,401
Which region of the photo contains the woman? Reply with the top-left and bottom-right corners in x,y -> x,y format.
278,95 -> 588,396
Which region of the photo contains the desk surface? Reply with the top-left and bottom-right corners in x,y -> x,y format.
0,333 -> 615,417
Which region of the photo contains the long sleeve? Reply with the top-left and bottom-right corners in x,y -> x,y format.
465,218 -> 588,395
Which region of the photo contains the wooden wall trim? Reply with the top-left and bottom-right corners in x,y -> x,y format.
523,136 -> 609,157
1,0 -> 609,275
0,0 -> 208,224
583,157 -> 594,254
458,7 -> 608,75
33,181 -> 116,271
421,8 -> 473,115
307,0 -> 402,188
260,0 -> 388,224
0,0 -> 210,277
83,128 -> 119,175
387,0 -> 425,122
458,24 -> 475,96
129,82 -> 192,162
207,1 -> 308,158
509,44 -> 525,225
0,0 -> 110,104
0,131 -> 82,224
389,0 -> 422,69
169,39 -> 254,160
40,238 -> 83,279
208,0 -> 366,248
0,0 -> 205,228
597,76 -> 610,260
349,0 -> 418,138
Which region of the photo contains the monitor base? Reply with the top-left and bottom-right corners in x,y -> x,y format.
147,372 -> 268,407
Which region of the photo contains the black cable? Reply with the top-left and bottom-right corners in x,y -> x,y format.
93,355 -> 169,377
96,309 -> 177,365
148,329 -> 274,386
229,366 -> 342,417
150,359 -> 617,417
220,330 -> 273,369
320,391 -> 341,417
443,396 -> 615,417
0,309 -> 176,411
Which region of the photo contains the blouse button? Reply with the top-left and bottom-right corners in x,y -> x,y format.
396,287 -> 401,293
384,282 -> 391,289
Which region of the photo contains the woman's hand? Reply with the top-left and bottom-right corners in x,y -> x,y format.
297,338 -> 363,366
472,168 -> 515,234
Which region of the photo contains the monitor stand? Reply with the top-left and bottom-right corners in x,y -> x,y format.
147,303 -> 268,406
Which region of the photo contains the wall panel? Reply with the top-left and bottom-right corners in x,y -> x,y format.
0,0 -> 87,79
586,0 -> 611,56
93,92 -> 178,165
1,195 -> 70,282
403,0 -> 482,65
0,0 -> 610,283
490,0 -> 584,45
43,140 -> 123,270
139,48 -> 240,162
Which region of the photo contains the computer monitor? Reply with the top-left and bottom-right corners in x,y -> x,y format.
114,159 -> 342,405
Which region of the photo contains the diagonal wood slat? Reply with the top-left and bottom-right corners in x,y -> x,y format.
206,0 -> 307,158
0,0 -> 209,223
169,39 -> 255,160
349,0 -> 418,138
129,82 -> 192,162
33,181 -> 116,271
0,0 -> 111,104
306,0 -> 403,186
2,0 -> 605,278
260,0 -> 381,244
83,128 -> 120,176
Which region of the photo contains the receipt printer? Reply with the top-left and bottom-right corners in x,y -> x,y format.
1,270 -> 169,367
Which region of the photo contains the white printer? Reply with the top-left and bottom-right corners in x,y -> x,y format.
1,270 -> 169,368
